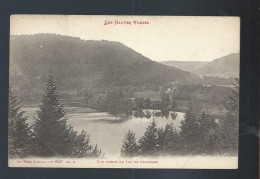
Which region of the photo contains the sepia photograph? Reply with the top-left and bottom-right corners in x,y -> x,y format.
8,15 -> 240,168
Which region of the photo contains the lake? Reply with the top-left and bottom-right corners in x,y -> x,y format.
22,105 -> 185,157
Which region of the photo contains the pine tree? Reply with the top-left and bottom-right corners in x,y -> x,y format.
69,129 -> 103,158
209,125 -> 225,155
221,78 -> 239,152
139,119 -> 159,156
120,130 -> 139,157
32,72 -> 70,156
32,72 -> 103,158
162,123 -> 179,154
156,127 -> 165,151
179,105 -> 201,154
90,144 -> 103,158
8,87 -> 31,158
198,111 -> 218,154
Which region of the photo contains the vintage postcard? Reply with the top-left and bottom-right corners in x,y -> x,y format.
9,15 -> 240,168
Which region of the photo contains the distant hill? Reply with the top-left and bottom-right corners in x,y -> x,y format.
10,34 -> 192,99
161,53 -> 239,78
161,61 -> 208,72
193,53 -> 240,77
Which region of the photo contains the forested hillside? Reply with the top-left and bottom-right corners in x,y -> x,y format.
10,34 -> 192,99
162,53 -> 239,78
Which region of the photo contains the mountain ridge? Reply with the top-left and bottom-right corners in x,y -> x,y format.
161,53 -> 239,77
10,33 -> 192,99
161,61 -> 208,72
193,53 -> 239,77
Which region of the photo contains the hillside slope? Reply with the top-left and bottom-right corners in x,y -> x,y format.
161,61 -> 208,72
193,53 -> 240,77
10,34 -> 191,98
162,53 -> 239,78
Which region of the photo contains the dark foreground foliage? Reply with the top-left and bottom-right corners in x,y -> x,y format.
8,73 -> 103,158
8,87 -> 32,158
120,80 -> 239,157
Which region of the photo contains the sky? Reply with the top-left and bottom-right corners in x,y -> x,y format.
10,15 -> 240,62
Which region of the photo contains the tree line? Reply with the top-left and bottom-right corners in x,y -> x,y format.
8,72 -> 103,158
82,86 -> 178,118
133,92 -> 177,119
121,79 -> 239,157
172,84 -> 233,106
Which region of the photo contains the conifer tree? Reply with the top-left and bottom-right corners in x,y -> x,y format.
209,125 -> 225,155
221,78 -> 239,152
32,72 -> 70,156
156,127 -> 165,151
198,111 -> 218,154
8,87 -> 31,158
32,72 -> 103,157
90,144 -> 103,158
139,119 -> 159,156
162,123 -> 179,154
69,129 -> 103,158
120,130 -> 139,157
179,105 -> 201,153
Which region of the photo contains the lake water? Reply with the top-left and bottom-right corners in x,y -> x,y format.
22,106 -> 185,157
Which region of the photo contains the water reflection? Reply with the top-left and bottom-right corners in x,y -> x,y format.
22,105 -> 185,156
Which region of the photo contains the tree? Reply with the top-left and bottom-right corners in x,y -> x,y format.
171,112 -> 177,120
179,105 -> 201,153
32,72 -> 103,157
32,72 -> 70,156
170,99 -> 177,110
160,107 -> 170,118
69,129 -> 103,158
198,111 -> 218,154
162,123 -> 179,154
209,125 -> 225,155
145,98 -> 151,109
156,127 -> 165,151
134,97 -> 145,109
90,144 -> 103,158
120,130 -> 139,157
221,78 -> 239,152
161,92 -> 170,108
8,87 -> 31,158
139,119 -> 159,156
